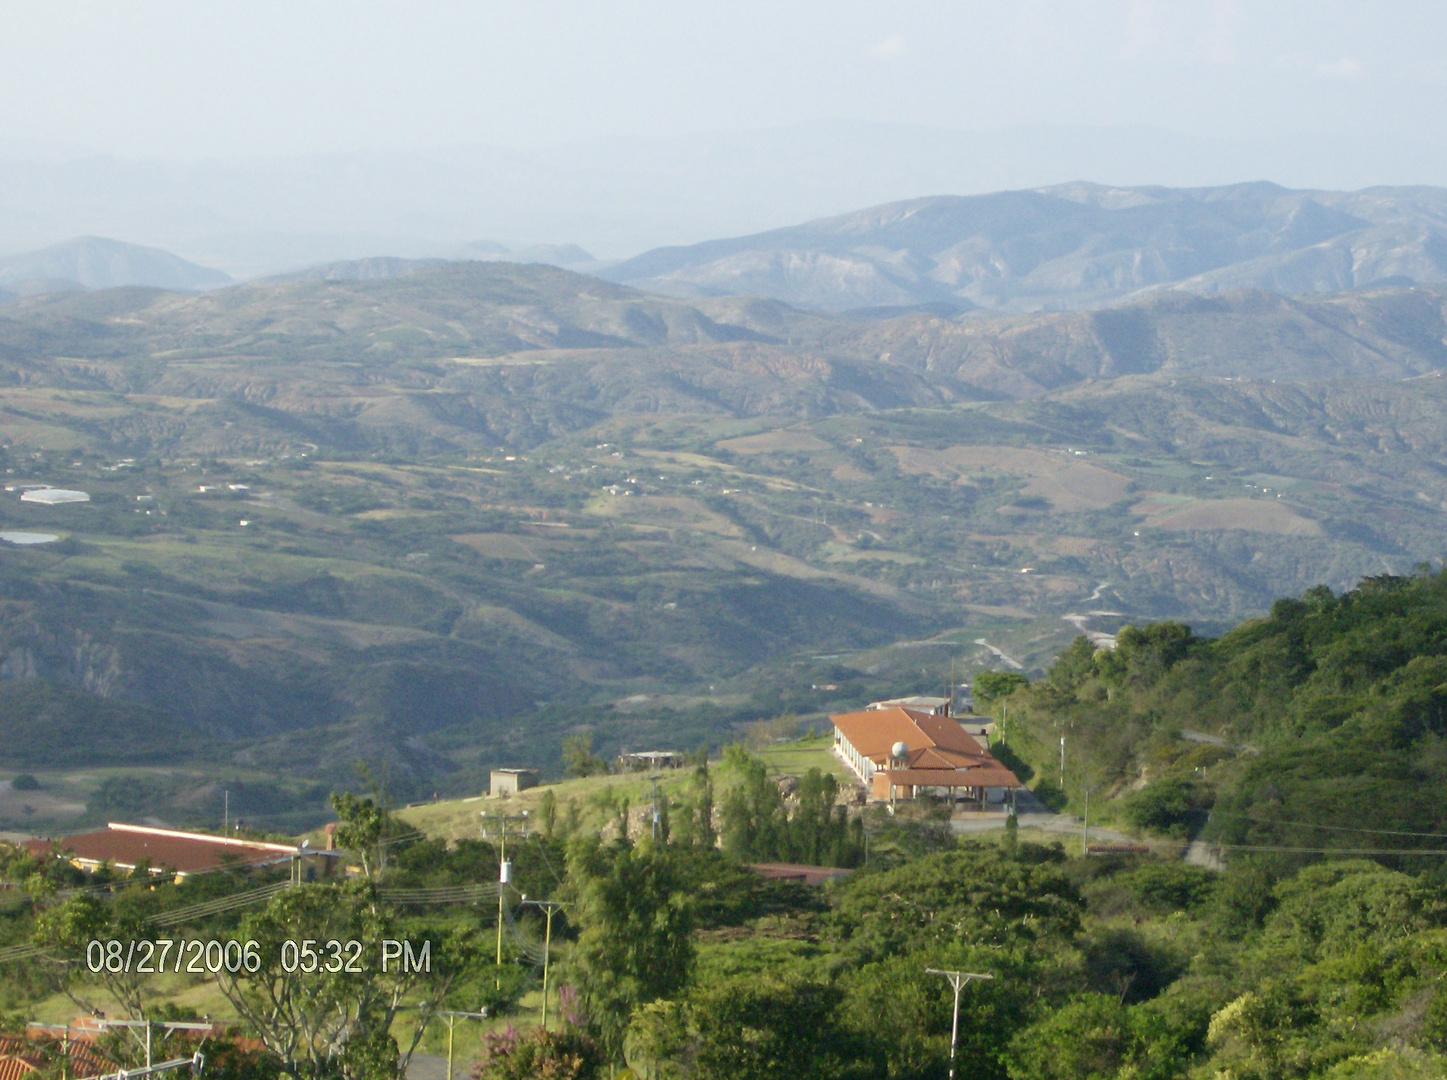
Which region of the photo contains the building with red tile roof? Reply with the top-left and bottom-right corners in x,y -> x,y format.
0,1033 -> 111,1078
746,862 -> 856,885
23,822 -> 303,879
831,705 -> 1021,803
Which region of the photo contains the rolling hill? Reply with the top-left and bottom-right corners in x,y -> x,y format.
0,236 -> 231,294
601,182 -> 1447,313
2,260 -> 1447,825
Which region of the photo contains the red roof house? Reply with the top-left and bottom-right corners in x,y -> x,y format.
23,822 -> 301,878
831,706 -> 1021,802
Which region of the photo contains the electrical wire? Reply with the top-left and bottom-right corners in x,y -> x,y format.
1206,810 -> 1447,840
1178,840 -> 1447,857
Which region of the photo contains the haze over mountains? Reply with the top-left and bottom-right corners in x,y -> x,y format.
5,121 -> 1447,277
0,236 -> 231,296
10,180 -> 1447,322
8,175 -> 1447,814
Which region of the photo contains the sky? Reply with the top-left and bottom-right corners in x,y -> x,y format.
2,0 -> 1444,160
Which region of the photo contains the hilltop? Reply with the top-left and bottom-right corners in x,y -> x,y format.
602,182 -> 1447,313
0,236 -> 230,295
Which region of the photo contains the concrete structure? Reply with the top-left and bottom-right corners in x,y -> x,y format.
956,716 -> 996,749
867,695 -> 951,716
618,750 -> 686,771
832,706 -> 1021,804
19,488 -> 88,505
490,767 -> 540,797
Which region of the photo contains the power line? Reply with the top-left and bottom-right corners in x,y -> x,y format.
1190,841 -> 1447,857
1208,810 -> 1447,840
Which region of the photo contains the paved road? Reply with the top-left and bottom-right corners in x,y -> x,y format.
406,1054 -> 450,1080
950,811 -> 1135,846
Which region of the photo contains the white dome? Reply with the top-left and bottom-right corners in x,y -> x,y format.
891,741 -> 909,759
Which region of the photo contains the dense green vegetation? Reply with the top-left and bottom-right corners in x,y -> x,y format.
997,567 -> 1447,865
11,773 -> 1447,1078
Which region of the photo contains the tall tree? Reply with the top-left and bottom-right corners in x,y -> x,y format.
563,838 -> 694,1059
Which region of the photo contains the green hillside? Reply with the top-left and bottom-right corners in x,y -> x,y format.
996,567 -> 1447,860
2,264 -> 1447,828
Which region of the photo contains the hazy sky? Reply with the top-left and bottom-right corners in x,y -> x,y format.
3,0 -> 1444,160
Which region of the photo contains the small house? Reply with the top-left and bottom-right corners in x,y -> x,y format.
490,767 -> 540,797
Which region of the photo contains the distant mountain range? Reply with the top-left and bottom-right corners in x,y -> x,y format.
0,237 -> 600,297
5,121 -> 1447,278
262,244 -> 598,284
14,179 -> 1447,316
0,236 -> 231,295
602,182 -> 1447,313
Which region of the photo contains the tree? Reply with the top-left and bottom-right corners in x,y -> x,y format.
627,976 -> 863,1080
717,746 -> 788,862
563,734 -> 607,778
330,791 -> 390,880
689,976 -> 860,1080
563,839 -> 694,1059
213,881 -> 476,1079
1008,994 -> 1134,1080
973,671 -> 1029,704
832,845 -> 1082,960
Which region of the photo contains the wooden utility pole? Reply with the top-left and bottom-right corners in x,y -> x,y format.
924,968 -> 993,1080
522,899 -> 568,1029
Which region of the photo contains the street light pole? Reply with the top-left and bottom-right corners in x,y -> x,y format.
435,1010 -> 487,1080
523,899 -> 568,1029
924,969 -> 993,1080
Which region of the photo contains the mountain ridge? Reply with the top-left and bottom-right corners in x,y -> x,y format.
0,236 -> 231,293
601,182 -> 1447,313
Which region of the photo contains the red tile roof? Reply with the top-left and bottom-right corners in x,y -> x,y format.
832,707 -> 992,762
0,1035 -> 111,1079
28,822 -> 298,876
832,706 -> 1022,791
746,863 -> 856,885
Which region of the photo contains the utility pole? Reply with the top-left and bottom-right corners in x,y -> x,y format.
522,899 -> 568,1029
435,1010 -> 487,1080
1082,786 -> 1089,850
649,775 -> 662,841
1059,735 -> 1065,788
924,969 -> 993,1080
223,789 -> 228,835
480,811 -> 530,978
92,1019 -> 213,1070
26,1023 -> 72,1080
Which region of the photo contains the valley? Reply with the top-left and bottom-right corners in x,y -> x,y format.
1,263 -> 1447,829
